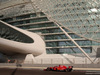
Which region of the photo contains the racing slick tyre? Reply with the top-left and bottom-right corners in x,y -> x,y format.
68,68 -> 73,72
64,69 -> 67,72
47,67 -> 50,71
56,68 -> 58,71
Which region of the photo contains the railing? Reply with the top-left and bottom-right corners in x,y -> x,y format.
0,58 -> 100,68
23,58 -> 100,64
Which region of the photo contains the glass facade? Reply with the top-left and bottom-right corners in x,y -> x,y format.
0,0 -> 100,54
35,0 -> 100,41
46,47 -> 92,54
0,22 -> 34,43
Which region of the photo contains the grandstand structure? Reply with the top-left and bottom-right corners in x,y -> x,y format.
0,0 -> 100,64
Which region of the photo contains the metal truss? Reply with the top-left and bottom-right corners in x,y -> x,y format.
33,0 -> 100,42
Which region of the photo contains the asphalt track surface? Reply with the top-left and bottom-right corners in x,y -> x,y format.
0,67 -> 100,75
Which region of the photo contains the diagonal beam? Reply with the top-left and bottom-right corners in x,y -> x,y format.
54,21 -> 94,63
32,0 -> 94,63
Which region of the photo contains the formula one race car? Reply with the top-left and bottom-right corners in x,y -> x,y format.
44,65 -> 73,72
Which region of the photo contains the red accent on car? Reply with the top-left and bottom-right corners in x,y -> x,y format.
44,65 -> 73,72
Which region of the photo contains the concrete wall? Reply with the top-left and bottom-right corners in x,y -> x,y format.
23,53 -> 100,64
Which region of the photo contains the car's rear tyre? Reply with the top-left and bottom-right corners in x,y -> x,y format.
64,69 -> 67,72
68,69 -> 72,72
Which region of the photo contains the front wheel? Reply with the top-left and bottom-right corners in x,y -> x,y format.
47,67 -> 50,71
56,68 -> 58,71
